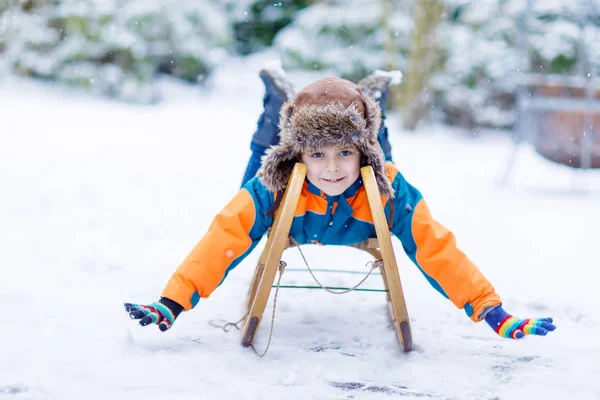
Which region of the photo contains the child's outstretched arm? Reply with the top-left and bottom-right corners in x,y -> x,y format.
124,179 -> 274,331
386,165 -> 556,338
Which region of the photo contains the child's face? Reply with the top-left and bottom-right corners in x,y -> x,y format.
300,146 -> 361,196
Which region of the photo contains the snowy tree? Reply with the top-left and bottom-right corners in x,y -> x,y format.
1,0 -> 233,103
434,0 -> 600,129
396,0 -> 445,130
272,0 -> 414,82
221,0 -> 310,55
274,0 -> 600,129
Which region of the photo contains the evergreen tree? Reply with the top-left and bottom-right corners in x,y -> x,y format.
273,0 -> 414,82
222,0 -> 310,55
435,0 -> 600,128
1,0 -> 233,103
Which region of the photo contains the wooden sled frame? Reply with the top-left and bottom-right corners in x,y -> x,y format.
242,163 -> 413,352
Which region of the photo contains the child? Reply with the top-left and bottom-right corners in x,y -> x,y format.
125,75 -> 556,340
240,67 -> 396,188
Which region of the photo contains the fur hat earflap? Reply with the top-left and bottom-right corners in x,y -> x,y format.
258,77 -> 393,198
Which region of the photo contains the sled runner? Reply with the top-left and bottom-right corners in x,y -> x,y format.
241,163 -> 413,353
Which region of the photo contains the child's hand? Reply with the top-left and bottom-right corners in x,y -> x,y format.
124,298 -> 182,332
484,305 -> 556,339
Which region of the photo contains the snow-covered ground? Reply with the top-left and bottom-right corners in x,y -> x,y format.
1,68 -> 599,400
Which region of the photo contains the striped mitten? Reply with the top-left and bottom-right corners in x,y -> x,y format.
124,298 -> 183,332
485,305 -> 556,339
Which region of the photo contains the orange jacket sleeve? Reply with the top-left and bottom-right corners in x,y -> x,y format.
161,185 -> 271,310
388,165 -> 501,321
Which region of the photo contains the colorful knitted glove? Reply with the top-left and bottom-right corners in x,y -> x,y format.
124,298 -> 183,332
485,305 -> 556,339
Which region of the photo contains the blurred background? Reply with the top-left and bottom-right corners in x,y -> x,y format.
1,0 -> 600,171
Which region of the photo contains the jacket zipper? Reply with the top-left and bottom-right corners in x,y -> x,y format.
320,199 -> 335,239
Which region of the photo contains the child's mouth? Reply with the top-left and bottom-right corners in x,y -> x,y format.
322,177 -> 345,183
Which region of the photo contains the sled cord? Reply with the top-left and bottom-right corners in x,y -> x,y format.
251,260 -> 286,357
208,260 -> 287,358
291,237 -> 380,294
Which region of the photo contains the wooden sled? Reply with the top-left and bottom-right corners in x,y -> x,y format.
241,163 -> 413,353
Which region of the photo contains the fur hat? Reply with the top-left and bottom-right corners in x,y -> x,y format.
258,76 -> 393,198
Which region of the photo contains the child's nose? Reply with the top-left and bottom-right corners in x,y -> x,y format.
326,158 -> 340,172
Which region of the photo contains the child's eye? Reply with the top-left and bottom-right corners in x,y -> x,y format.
340,150 -> 352,157
311,152 -> 324,158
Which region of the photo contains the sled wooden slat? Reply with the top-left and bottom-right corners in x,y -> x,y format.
242,163 -> 306,347
242,163 -> 413,353
360,166 -> 413,352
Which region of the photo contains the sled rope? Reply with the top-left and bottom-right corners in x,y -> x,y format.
208,260 -> 286,358
251,260 -> 286,357
209,239 -> 380,357
208,314 -> 247,332
272,285 -> 386,292
292,237 -> 380,295
285,268 -> 381,275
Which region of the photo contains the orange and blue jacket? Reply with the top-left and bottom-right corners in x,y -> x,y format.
162,163 -> 501,322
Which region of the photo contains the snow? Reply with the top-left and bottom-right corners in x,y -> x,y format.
263,58 -> 286,77
529,19 -> 580,62
373,69 -> 403,85
1,69 -> 600,400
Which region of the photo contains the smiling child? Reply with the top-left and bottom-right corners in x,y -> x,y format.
125,76 -> 555,341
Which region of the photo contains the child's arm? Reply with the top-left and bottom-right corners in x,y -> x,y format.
386,165 -> 555,338
124,178 -> 274,331
388,167 -> 500,322
161,179 -> 273,310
